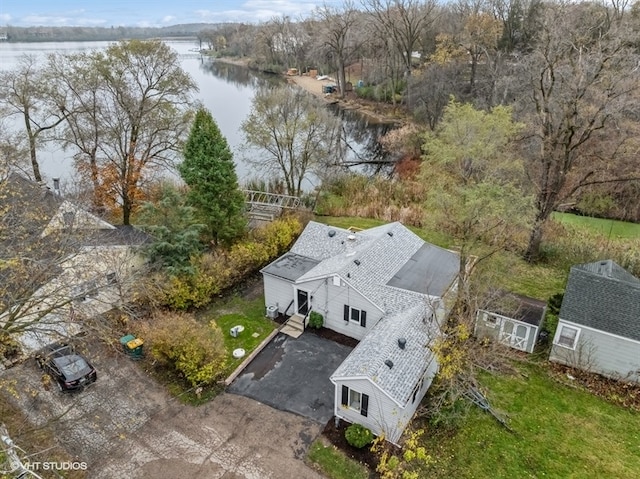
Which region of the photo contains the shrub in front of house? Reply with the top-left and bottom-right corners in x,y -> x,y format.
345,423 -> 374,448
308,311 -> 324,329
148,216 -> 304,310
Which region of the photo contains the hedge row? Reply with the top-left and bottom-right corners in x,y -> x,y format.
153,216 -> 303,310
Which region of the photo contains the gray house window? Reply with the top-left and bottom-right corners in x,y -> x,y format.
556,325 -> 580,349
341,385 -> 368,417
344,305 -> 367,327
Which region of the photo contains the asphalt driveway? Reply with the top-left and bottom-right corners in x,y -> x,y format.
228,332 -> 354,423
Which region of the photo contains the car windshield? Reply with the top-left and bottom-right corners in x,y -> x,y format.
53,355 -> 91,381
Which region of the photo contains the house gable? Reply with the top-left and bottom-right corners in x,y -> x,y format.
560,260 -> 640,341
42,200 -> 116,237
331,304 -> 438,407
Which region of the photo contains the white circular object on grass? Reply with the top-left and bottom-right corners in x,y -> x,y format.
233,348 -> 246,359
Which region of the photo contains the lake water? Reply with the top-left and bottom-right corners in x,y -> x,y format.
0,40 -> 392,192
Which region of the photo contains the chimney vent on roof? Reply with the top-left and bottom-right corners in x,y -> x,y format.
328,229 -> 336,237
347,234 -> 356,241
384,359 -> 393,369
398,338 -> 406,349
387,231 -> 393,237
354,259 -> 361,266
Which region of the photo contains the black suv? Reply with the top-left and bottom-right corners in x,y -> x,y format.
35,343 -> 97,392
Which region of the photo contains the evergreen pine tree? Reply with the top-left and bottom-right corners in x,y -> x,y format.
179,108 -> 246,245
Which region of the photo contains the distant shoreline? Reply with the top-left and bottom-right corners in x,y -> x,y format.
214,57 -> 404,126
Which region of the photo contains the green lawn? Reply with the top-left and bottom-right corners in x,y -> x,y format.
421,364 -> 640,479
306,439 -> 369,479
552,212 -> 640,239
201,295 -> 277,375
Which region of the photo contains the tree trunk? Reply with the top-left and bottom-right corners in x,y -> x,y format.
524,219 -> 545,263
24,111 -> 42,182
337,59 -> 347,99
122,196 -> 131,226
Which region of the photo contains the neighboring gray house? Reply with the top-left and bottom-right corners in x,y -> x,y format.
474,293 -> 546,353
549,260 -> 640,383
261,221 -> 459,444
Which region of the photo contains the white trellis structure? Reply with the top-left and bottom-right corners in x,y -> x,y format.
243,190 -> 302,210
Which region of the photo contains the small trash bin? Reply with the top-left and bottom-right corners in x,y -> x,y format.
120,334 -> 144,360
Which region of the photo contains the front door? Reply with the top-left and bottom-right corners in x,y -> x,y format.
297,289 -> 309,316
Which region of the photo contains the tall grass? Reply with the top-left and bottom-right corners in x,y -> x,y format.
541,219 -> 640,277
316,174 -> 425,226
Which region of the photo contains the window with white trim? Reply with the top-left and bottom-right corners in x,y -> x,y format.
483,312 -> 498,327
343,305 -> 367,327
556,325 -> 580,349
341,385 -> 369,417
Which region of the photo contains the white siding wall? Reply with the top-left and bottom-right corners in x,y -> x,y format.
550,320 -> 640,382
263,275 -> 295,316
333,378 -> 406,444
333,358 -> 439,445
299,276 -> 383,341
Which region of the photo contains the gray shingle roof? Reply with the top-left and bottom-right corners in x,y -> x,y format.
293,221 -> 458,314
272,221 -> 460,405
483,291 -> 546,326
331,304 -> 438,406
560,260 -> 640,341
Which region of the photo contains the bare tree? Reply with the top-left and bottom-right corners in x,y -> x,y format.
47,52 -> 105,212
315,1 -> 361,98
87,40 -> 196,225
510,1 -> 640,261
362,0 -> 438,81
0,55 -> 68,182
241,85 -> 342,196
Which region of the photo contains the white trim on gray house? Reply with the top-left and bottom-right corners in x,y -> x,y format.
549,260 -> 640,383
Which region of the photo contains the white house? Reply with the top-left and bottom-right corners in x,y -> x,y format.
549,260 -> 640,383
261,221 -> 459,444
0,173 -> 149,353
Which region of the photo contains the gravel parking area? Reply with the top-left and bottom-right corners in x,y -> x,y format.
0,344 -> 324,478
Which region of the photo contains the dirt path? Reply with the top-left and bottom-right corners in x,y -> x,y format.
92,393 -> 324,479
288,74 -> 335,100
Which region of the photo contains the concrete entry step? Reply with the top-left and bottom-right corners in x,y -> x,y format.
282,314 -> 305,338
281,324 -> 303,338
